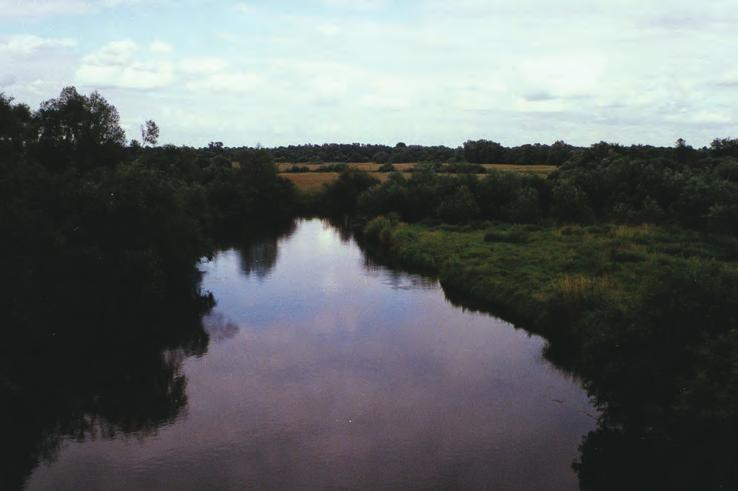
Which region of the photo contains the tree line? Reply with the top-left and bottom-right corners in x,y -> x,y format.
318,145 -> 738,235
220,137 -> 737,166
0,87 -> 297,346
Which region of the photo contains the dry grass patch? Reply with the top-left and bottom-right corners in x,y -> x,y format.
282,172 -> 339,191
283,172 -> 390,192
553,274 -> 612,300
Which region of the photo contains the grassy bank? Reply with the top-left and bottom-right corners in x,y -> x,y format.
362,217 -> 738,488
364,218 -> 738,403
365,220 -> 735,329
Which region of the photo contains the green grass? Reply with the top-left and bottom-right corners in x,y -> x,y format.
365,219 -> 738,447
366,220 -> 738,334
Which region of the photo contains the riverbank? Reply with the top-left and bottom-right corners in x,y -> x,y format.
362,218 -> 738,412
361,218 -> 738,488
366,219 -> 732,325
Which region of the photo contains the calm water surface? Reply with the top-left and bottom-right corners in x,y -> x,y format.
25,219 -> 597,490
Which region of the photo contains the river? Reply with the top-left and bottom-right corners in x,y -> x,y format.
22,218 -> 597,490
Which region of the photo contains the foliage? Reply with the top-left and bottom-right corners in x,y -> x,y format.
34,86 -> 126,171
141,119 -> 160,146
320,167 -> 379,215
436,185 -> 480,223
0,87 -> 298,344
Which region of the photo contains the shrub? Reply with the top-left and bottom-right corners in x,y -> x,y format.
483,229 -> 528,244
363,216 -> 395,245
551,181 -> 595,223
507,186 -> 542,223
321,168 -> 379,215
436,186 -> 480,223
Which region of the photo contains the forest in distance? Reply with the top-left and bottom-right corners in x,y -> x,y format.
2,87 -> 738,490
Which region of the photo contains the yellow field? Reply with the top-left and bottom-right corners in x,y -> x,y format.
279,163 -> 556,192
281,172 -> 393,192
277,162 -> 416,172
281,172 -> 340,191
481,164 -> 556,175
278,161 -> 554,173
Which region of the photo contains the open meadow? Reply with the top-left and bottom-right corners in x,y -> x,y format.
279,162 -> 557,192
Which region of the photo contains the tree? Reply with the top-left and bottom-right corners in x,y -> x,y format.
208,141 -> 224,153
436,186 -> 480,223
141,120 -> 160,147
0,94 -> 34,164
551,181 -> 595,223
463,139 -> 505,163
674,137 -> 698,163
710,138 -> 738,158
35,86 -> 126,171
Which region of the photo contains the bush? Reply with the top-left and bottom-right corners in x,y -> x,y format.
483,228 -> 528,244
443,162 -> 486,174
315,163 -> 347,172
507,186 -> 542,223
551,181 -> 595,223
322,168 -> 379,215
363,216 -> 395,245
285,165 -> 310,173
436,186 -> 480,224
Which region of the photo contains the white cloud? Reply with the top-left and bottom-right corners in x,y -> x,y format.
5,0 -> 738,146
149,41 -> 173,54
187,72 -> 262,93
76,40 -> 174,89
716,70 -> 738,88
320,0 -> 389,11
0,0 -> 148,17
0,0 -> 91,17
316,23 -> 342,36
178,58 -> 227,76
82,40 -> 136,65
76,62 -> 175,90
520,54 -> 607,99
75,40 -> 264,94
0,35 -> 76,55
0,74 -> 17,87
232,2 -> 255,14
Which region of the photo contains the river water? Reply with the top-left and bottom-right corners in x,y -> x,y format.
23,218 -> 597,490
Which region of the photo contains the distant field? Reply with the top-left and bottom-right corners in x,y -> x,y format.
276,162 -> 416,172
277,162 -> 554,174
281,172 -> 340,191
482,164 -> 557,175
279,162 -> 556,192
280,172 -> 389,191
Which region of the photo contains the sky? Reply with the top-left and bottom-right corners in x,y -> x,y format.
1,0 -> 737,147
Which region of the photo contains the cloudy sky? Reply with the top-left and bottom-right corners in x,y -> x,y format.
1,0 -> 737,147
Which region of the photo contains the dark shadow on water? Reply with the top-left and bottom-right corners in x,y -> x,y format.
0,304 -> 210,491
0,246 -> 213,491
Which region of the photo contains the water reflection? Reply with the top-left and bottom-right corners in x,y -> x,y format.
363,256 -> 437,290
9,219 -> 603,491
0,311 -> 209,491
232,221 -> 297,280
